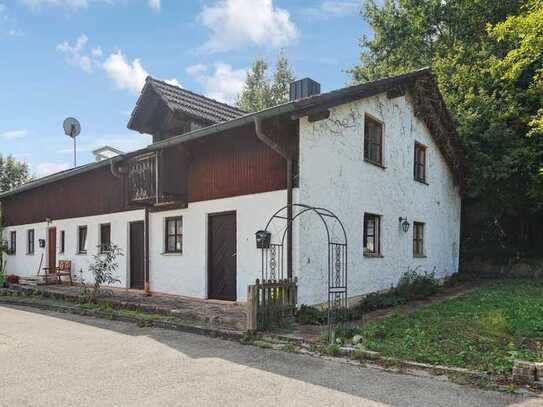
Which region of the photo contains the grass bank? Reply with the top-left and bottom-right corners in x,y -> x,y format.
361,280 -> 543,374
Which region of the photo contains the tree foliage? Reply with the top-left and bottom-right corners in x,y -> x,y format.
237,50 -> 295,112
351,0 -> 543,252
0,154 -> 32,193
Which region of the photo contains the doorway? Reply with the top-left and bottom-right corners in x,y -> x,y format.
48,227 -> 56,274
207,211 -> 237,301
129,221 -> 145,289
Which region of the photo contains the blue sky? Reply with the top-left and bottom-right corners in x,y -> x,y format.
0,0 -> 371,177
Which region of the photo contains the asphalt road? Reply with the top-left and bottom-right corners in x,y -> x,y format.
0,305 -> 541,407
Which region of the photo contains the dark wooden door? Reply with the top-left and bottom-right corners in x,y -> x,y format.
48,227 -> 56,274
129,221 -> 145,290
208,212 -> 237,301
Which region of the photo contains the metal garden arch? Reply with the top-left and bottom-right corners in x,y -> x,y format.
257,203 -> 348,329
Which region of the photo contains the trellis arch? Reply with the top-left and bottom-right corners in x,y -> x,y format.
259,203 -> 348,321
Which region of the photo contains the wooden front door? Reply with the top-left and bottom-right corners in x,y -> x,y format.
129,221 -> 145,290
208,212 -> 237,301
48,227 -> 56,274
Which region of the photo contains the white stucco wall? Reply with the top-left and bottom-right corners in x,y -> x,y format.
149,189 -> 289,302
296,93 -> 462,305
2,210 -> 145,287
2,190 -> 288,302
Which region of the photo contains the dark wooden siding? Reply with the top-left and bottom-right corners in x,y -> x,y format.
2,165 -> 130,226
187,122 -> 298,202
2,120 -> 298,226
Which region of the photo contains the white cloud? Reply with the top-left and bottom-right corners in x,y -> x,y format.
186,63 -> 207,77
148,0 -> 160,11
198,0 -> 298,53
0,129 -> 28,140
164,78 -> 182,87
35,162 -> 70,178
187,63 -> 246,104
56,35 -> 180,94
56,34 -> 97,73
321,0 -> 360,16
102,51 -> 148,93
22,0 -> 90,10
91,46 -> 103,58
304,1 -> 360,19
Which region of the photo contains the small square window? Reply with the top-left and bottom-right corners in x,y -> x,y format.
413,222 -> 425,257
364,115 -> 384,165
78,226 -> 88,254
363,213 -> 381,256
414,142 -> 427,183
165,217 -> 182,253
27,229 -> 35,254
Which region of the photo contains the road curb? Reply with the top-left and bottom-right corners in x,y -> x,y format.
0,296 -> 244,342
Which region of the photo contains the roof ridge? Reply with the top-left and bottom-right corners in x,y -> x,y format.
147,76 -> 246,114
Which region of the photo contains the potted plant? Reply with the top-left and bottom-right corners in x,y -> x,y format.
6,275 -> 19,285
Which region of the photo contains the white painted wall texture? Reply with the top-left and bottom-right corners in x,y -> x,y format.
149,189 -> 288,301
2,190 -> 287,302
296,92 -> 462,305
3,210 -> 145,287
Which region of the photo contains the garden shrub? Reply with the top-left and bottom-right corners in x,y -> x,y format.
296,269 -> 441,325
334,323 -> 362,340
395,268 -> 440,301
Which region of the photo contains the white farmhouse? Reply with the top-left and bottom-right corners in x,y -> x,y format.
0,68 -> 463,307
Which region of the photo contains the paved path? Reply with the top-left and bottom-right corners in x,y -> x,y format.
0,306 -> 540,407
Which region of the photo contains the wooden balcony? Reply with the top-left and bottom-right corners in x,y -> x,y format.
127,149 -> 189,208
128,153 -> 157,204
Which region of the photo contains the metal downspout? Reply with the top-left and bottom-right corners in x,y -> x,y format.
254,117 -> 293,279
144,207 -> 151,295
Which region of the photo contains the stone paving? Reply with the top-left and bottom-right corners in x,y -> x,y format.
10,283 -> 249,331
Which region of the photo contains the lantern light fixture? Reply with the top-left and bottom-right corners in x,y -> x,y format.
398,217 -> 410,233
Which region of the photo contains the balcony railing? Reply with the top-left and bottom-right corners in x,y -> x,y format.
128,153 -> 156,204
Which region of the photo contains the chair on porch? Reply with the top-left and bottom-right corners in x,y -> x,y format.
56,260 -> 73,285
42,260 -> 73,285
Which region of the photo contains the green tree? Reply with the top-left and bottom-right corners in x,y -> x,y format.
237,58 -> 272,112
270,49 -> 295,106
0,154 -> 32,193
351,0 -> 543,252
237,51 -> 295,112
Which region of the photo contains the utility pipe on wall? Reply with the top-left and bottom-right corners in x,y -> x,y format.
254,117 -> 293,279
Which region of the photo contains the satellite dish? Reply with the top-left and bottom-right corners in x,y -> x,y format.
63,117 -> 81,167
63,117 -> 81,138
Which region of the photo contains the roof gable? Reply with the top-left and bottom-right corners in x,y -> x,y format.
127,77 -> 246,135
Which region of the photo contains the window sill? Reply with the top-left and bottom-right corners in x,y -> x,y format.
364,158 -> 386,170
413,255 -> 427,258
76,252 -> 87,256
26,253 -> 34,256
364,253 -> 384,258
162,252 -> 182,256
414,178 -> 429,186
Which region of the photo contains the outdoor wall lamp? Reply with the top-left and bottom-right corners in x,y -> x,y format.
399,217 -> 410,233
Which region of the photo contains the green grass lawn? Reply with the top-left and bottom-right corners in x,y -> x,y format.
361,280 -> 543,374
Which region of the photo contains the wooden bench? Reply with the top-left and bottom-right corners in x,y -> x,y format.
42,260 -> 73,285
